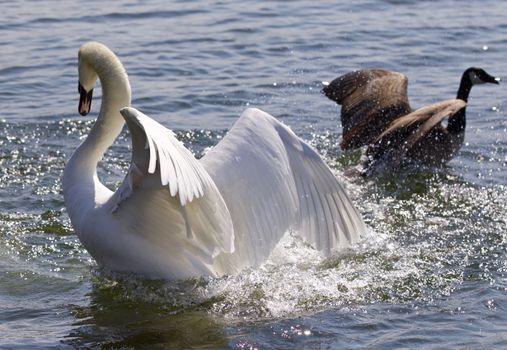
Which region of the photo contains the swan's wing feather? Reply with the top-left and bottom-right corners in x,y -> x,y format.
367,99 -> 467,166
201,108 -> 366,269
274,122 -> 365,252
323,69 -> 412,149
121,107 -> 209,206
201,111 -> 297,267
109,107 -> 234,263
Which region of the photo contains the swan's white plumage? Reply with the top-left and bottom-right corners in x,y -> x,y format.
120,107 -> 212,206
63,41 -> 367,280
114,107 -> 234,257
201,108 -> 365,273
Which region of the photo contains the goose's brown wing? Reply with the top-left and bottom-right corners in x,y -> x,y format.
367,99 -> 467,167
323,69 -> 412,150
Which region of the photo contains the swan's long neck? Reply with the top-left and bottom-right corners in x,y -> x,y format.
72,74 -> 131,173
448,73 -> 471,134
63,46 -> 131,223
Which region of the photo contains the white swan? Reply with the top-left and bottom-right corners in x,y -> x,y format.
63,42 -> 367,280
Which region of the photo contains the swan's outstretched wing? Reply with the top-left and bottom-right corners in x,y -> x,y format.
323,69 -> 412,150
201,108 -> 366,271
366,99 -> 467,167
106,107 -> 234,274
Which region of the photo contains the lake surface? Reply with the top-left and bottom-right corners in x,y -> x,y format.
1,0 -> 506,348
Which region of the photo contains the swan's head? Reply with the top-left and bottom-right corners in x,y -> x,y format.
465,67 -> 500,86
78,43 -> 101,116
77,41 -> 131,117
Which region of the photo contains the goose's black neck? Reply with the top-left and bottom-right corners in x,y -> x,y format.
447,73 -> 471,134
456,73 -> 473,102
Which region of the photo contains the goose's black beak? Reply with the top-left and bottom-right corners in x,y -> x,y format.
78,83 -> 93,116
486,74 -> 500,84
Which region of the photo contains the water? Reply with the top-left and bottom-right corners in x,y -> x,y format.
1,0 -> 506,348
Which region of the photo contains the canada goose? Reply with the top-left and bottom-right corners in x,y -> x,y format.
322,67 -> 499,171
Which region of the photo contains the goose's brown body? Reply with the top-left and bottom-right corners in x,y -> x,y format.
323,67 -> 499,172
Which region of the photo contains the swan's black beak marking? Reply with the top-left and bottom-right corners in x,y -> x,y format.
78,83 -> 93,116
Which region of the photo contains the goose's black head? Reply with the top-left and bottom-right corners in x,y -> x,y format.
465,67 -> 500,86
457,67 -> 499,101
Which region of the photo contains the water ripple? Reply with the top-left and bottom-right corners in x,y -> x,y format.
1,0 -> 507,348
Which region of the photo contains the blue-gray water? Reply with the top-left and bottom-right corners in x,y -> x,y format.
1,0 -> 506,348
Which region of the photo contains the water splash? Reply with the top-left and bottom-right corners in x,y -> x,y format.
1,119 -> 506,326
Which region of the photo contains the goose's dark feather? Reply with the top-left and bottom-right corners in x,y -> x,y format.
323,69 -> 411,149
365,99 -> 467,169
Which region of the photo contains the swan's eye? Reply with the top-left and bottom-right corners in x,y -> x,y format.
78,83 -> 83,93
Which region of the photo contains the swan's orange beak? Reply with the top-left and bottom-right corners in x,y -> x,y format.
78,83 -> 93,116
